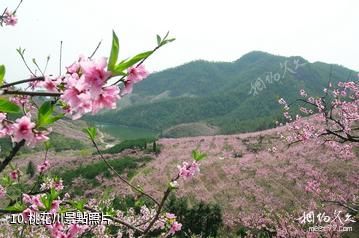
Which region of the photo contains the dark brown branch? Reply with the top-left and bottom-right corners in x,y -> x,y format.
143,187 -> 171,235
2,90 -> 61,97
0,140 -> 25,173
13,0 -> 24,14
0,77 -> 45,89
321,129 -> 359,143
144,175 -> 179,234
0,8 -> 7,22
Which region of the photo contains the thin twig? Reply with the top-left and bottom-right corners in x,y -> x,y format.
91,138 -> 160,206
17,50 -> 36,76
43,56 -> 50,74
13,0 -> 24,14
32,59 -> 44,76
59,41 -> 63,76
89,40 -> 102,59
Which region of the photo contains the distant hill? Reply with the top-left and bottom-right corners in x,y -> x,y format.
87,51 -> 357,137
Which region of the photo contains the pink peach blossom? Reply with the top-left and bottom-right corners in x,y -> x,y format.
11,115 -> 35,143
168,221 -> 182,235
91,86 -> 120,114
37,160 -> 50,173
3,10 -> 17,26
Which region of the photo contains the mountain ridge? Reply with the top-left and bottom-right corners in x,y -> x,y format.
87,51 -> 357,137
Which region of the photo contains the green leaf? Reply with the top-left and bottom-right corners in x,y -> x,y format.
46,114 -> 64,125
192,150 -> 206,161
156,35 -> 161,45
163,31 -> 170,40
72,199 -> 86,212
0,98 -> 21,113
1,175 -> 12,186
113,51 -> 153,75
40,195 -> 51,210
0,65 -> 5,86
39,101 -> 53,118
161,38 -> 176,46
108,31 -> 120,72
84,127 -> 97,140
37,101 -> 63,128
50,188 -> 59,200
5,202 -> 26,212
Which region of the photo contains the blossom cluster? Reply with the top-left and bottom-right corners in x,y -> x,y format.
0,113 -> 49,147
37,160 -> 51,173
22,194 -> 61,215
165,213 -> 182,236
0,58 -> 148,148
1,10 -> 17,26
278,81 -> 359,159
177,160 -> 200,179
35,57 -> 149,120
47,223 -> 87,238
85,197 -> 183,237
40,176 -> 64,191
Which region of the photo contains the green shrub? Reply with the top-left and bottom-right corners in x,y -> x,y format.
100,138 -> 157,154
48,133 -> 86,152
165,195 -> 223,237
55,156 -> 153,187
26,161 -> 36,178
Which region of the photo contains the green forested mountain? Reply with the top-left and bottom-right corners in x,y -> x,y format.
87,51 -> 357,137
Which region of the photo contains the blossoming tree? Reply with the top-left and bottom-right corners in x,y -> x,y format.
272,76 -> 359,237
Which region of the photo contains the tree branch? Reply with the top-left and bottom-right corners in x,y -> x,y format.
0,140 -> 25,174
2,90 -> 61,97
89,40 -> 102,59
0,77 -> 45,89
144,175 -> 179,235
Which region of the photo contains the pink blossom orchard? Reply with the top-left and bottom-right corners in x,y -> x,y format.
275,79 -> 359,236
0,6 -> 204,236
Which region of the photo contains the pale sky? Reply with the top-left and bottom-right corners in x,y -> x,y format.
1,0 -> 358,82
